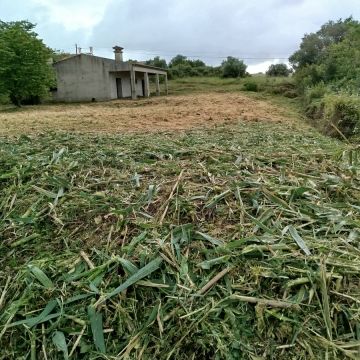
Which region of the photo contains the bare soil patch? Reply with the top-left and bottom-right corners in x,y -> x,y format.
0,93 -> 297,135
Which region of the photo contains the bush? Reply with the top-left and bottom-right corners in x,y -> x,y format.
221,57 -> 247,78
289,18 -> 360,138
266,64 -> 291,77
304,82 -> 328,104
293,64 -> 326,93
259,77 -> 297,98
0,93 -> 9,104
269,83 -> 298,98
166,57 -> 221,79
305,101 -> 324,120
322,94 -> 360,137
303,82 -> 328,112
243,81 -> 258,92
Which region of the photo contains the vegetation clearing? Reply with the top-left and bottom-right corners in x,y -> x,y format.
0,89 -> 297,136
1,98 -> 359,358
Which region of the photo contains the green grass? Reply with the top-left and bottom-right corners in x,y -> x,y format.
168,75 -> 296,96
1,119 -> 359,359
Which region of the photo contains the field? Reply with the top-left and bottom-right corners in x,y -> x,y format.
0,79 -> 360,359
0,77 -> 298,136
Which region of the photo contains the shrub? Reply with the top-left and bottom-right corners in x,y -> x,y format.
189,68 -> 201,77
259,78 -> 298,98
322,94 -> 360,137
304,82 -> 328,103
243,81 -> 258,92
269,83 -> 298,98
0,93 -> 9,104
266,64 -> 291,77
221,57 -> 247,78
305,101 -> 324,120
303,82 -> 329,111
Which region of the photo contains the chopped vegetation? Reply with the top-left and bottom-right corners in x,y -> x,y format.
1,119 -> 359,359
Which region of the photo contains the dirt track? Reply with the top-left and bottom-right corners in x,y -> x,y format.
0,93 -> 297,135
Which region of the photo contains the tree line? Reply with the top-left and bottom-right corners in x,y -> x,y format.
145,54 -> 291,79
145,55 -> 249,79
0,20 -> 292,105
1,16 -> 359,138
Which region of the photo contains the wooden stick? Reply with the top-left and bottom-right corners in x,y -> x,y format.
159,170 -> 184,225
229,294 -> 298,309
69,325 -> 86,357
80,251 -> 95,269
330,122 -> 350,143
0,276 -> 11,309
197,267 -> 231,295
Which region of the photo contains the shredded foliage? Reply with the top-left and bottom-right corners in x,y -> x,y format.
0,120 -> 359,359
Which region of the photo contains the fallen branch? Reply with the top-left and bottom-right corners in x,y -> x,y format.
197,267 -> 232,295
229,294 -> 299,309
158,170 -> 184,225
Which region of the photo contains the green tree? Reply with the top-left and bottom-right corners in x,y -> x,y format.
0,20 -> 53,106
52,50 -> 73,63
167,55 -> 217,78
188,59 -> 206,68
266,63 -> 291,77
290,17 -> 360,137
322,25 -> 360,87
169,55 -> 188,67
291,18 -> 360,90
289,17 -> 357,69
145,56 -> 167,69
221,57 -> 247,78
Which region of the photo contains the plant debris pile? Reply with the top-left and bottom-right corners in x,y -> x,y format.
0,121 -> 359,359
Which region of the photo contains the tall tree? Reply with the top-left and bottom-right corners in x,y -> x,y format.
290,17 -> 360,90
0,21 -> 53,106
221,57 -> 247,78
169,55 -> 188,67
266,64 -> 291,77
289,17 -> 357,69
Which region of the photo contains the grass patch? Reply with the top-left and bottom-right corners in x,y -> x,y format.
0,120 -> 359,359
169,76 -> 296,97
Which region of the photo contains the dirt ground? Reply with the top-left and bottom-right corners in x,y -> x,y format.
0,93 -> 298,135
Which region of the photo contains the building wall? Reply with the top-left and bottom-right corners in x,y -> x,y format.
109,73 -> 118,99
54,55 -> 114,102
135,73 -> 144,97
109,72 -> 144,98
119,73 -> 132,98
54,54 -> 166,102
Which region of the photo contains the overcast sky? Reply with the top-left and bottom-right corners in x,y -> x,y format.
2,0 -> 360,72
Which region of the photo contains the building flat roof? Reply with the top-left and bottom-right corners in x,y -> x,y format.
131,62 -> 167,72
54,54 -> 167,74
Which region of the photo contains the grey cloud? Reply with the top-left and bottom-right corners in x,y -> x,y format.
2,0 -> 360,68
89,0 -> 360,66
1,0 -> 90,52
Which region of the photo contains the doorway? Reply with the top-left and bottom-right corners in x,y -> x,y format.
116,78 -> 122,98
141,79 -> 145,97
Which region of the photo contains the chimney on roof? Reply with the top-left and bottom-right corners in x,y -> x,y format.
113,46 -> 124,63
